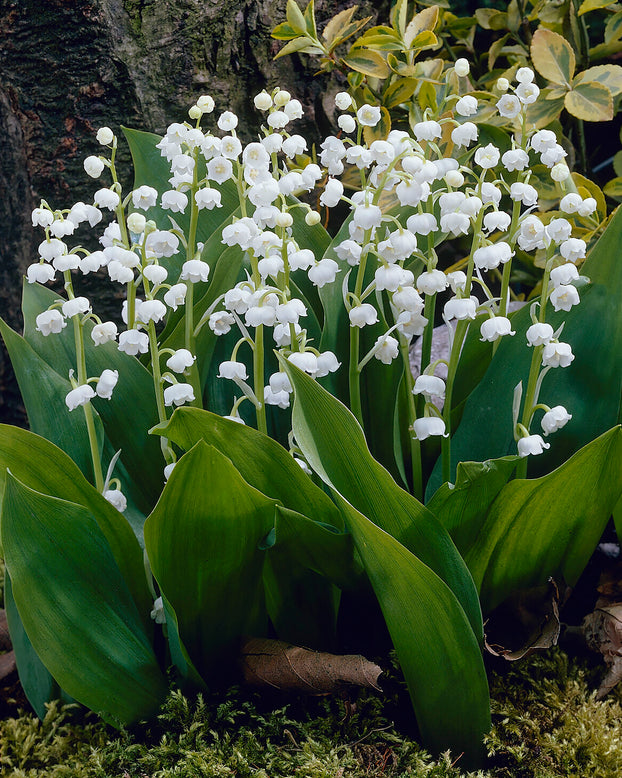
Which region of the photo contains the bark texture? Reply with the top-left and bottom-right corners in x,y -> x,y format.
0,0 -> 389,424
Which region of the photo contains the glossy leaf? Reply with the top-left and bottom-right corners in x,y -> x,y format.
343,49 -> 390,79
429,205 -> 622,488
383,77 -> 418,108
565,80 -> 613,121
0,424 -> 151,619
531,28 -> 575,86
404,6 -> 439,47
21,281 -> 163,516
2,474 -> 167,724
604,176 -> 622,200
575,64 -> 622,96
466,428 -> 622,614
426,457 -> 518,556
281,360 -> 483,639
333,492 -> 490,767
143,442 -> 276,680
155,407 -> 343,528
605,10 -> 622,43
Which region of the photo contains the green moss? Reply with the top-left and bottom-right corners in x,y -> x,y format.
0,649 -> 621,777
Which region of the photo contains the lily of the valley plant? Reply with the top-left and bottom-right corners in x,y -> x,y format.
2,51 -> 622,770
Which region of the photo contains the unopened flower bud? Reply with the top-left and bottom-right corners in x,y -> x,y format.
276,211 -> 293,228
496,77 -> 510,92
197,94 -> 215,113
188,105 -> 202,120
305,210 -> 321,226
127,212 -> 146,234
96,127 -> 114,145
254,91 -> 272,111
551,163 -> 570,182
84,156 -> 105,178
454,58 -> 470,77
274,89 -> 291,107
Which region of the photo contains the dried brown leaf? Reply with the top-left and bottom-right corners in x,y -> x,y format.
240,638 -> 382,694
583,602 -> 622,699
484,578 -> 563,661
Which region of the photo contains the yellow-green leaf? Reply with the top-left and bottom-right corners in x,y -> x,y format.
390,0 -> 408,36
272,22 -> 302,41
572,172 -> 607,221
614,150 -> 622,177
417,80 -> 438,112
605,10 -> 622,43
303,0 -> 317,38
363,105 -> 391,144
531,28 -> 576,86
487,33 -> 510,71
383,77 -> 418,108
387,52 -> 417,76
286,0 -> 307,34
565,81 -> 613,120
546,85 -> 567,99
578,0 -> 616,14
475,8 -> 508,30
323,6 -> 356,44
590,39 -> 622,59
575,64 -> 622,96
275,36 -> 323,59
353,25 -> 403,51
604,176 -> 622,200
343,48 -> 390,78
404,5 -> 439,47
507,0 -> 521,32
410,30 -> 438,51
525,93 -> 566,128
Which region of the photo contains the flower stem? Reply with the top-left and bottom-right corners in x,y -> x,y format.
399,335 -> 422,500
254,323 -> 267,434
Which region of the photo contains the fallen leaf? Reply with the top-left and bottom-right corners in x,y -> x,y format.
484,578 -> 563,660
583,602 -> 622,699
240,638 -> 382,694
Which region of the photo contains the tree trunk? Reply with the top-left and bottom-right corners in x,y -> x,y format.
0,0 -> 389,424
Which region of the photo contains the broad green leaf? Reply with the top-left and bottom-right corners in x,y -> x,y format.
531,28 -> 575,86
604,176 -> 622,200
427,457 -> 518,556
2,475 -> 167,724
333,492 -> 490,766
565,80 -> 613,121
155,407 -> 343,528
281,361 -> 483,639
614,150 -> 622,177
4,573 -> 73,719
430,206 -> 622,487
0,424 -> 151,620
262,506 -> 357,648
466,428 -> 622,613
143,442 -> 276,680
614,492 -> 622,544
575,64 -> 622,96
0,318 -> 101,483
343,49 -> 390,79
21,281 -> 163,516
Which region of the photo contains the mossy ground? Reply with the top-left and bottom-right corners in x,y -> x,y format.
1,647 -> 621,778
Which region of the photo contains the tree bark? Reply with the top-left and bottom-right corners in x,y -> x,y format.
0,0 -> 389,424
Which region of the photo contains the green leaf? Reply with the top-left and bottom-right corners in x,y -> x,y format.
262,506 -> 358,648
303,0 -> 317,38
21,281 -> 163,518
465,428 -> 622,613
0,424 -> 151,620
565,80 -> 613,121
613,150 -> 622,177
280,360 -> 483,640
322,8 -> 371,50
0,317 -> 101,484
143,442 -> 276,680
4,573 -> 74,718
155,407 -> 343,528
390,0 -> 408,35
275,36 -> 323,58
342,49 -> 390,78
2,474 -> 167,724
286,0 -> 307,33
427,457 -> 518,556
353,25 -> 404,51
333,492 -> 490,767
432,205 -> 622,487
531,28 -> 576,86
